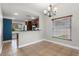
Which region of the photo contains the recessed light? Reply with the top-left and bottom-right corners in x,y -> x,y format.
31,17 -> 35,19
14,13 -> 19,15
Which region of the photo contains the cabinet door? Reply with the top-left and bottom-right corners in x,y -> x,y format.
27,21 -> 32,31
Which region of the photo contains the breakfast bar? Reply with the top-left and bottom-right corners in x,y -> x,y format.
12,30 -> 42,48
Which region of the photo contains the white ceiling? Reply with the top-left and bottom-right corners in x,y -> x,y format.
1,3 -> 78,21
1,3 -> 56,21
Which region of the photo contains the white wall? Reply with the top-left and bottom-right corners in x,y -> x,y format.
39,14 -> 46,38
0,4 -> 3,54
44,3 -> 79,49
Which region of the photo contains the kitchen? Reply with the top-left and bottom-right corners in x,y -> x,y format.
12,17 -> 42,48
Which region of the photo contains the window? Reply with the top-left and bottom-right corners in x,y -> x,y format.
52,15 -> 72,41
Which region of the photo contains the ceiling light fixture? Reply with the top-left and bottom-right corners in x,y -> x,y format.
14,13 -> 19,15
43,4 -> 57,17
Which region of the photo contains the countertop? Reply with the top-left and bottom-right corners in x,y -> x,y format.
12,30 -> 41,34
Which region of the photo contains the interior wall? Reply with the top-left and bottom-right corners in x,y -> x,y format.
0,4 -> 3,54
39,14 -> 46,39
44,3 -> 79,48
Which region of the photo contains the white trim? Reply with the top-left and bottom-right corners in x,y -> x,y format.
0,41 -> 3,54
0,46 -> 2,54
44,39 -> 79,50
19,40 -> 43,48
3,40 -> 12,43
3,16 -> 15,19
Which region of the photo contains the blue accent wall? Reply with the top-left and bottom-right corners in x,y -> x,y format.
3,18 -> 12,41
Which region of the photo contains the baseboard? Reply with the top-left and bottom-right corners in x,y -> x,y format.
3,40 -> 12,43
19,40 -> 43,48
45,39 -> 79,50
